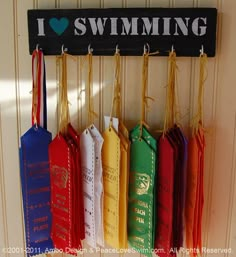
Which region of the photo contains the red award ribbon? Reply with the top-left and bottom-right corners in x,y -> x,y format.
49,134 -> 73,250
68,123 -> 85,246
49,53 -> 82,255
155,136 -> 174,257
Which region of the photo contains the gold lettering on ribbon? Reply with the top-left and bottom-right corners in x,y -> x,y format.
27,161 -> 50,177
132,236 -> 144,244
33,216 -> 48,223
131,240 -> 145,249
52,203 -> 69,213
29,187 -> 50,195
131,199 -> 148,208
135,216 -> 145,224
56,232 -> 66,241
103,165 -> 117,183
33,224 -> 48,232
34,237 -> 50,243
133,207 -> 146,216
55,223 -> 68,233
51,165 -> 69,188
130,172 -> 150,195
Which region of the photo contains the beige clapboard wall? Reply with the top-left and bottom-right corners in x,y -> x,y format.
0,0 -> 236,257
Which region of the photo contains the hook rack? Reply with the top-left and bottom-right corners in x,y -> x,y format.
28,8 -> 217,57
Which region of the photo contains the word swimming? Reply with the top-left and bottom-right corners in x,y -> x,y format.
37,16 -> 207,37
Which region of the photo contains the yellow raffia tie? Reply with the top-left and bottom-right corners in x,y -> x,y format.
59,53 -> 69,134
58,53 -> 76,134
109,50 -> 121,127
192,52 -> 208,135
163,50 -> 178,135
139,51 -> 155,139
32,51 -> 39,127
86,51 -> 98,126
114,51 -> 121,120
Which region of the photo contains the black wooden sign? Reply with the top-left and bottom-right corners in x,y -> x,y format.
28,8 -> 217,56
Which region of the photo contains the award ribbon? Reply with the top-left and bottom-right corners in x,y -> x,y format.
118,121 -> 130,250
19,48 -> 54,257
49,52 -> 82,254
80,129 -> 96,247
103,48 -> 130,249
102,124 -> 120,249
49,133 -> 73,251
67,123 -> 85,248
129,125 -> 156,257
49,53 -> 72,252
102,49 -> 125,249
88,125 -> 104,247
155,135 -> 174,257
113,49 -> 130,250
155,50 -> 176,257
80,48 -> 103,247
155,49 -> 188,256
128,48 -> 156,257
186,52 -> 207,257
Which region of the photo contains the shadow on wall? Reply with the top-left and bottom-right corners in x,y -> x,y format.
0,60 -> 165,137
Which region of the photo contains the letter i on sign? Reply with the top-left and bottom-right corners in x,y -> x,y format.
37,18 -> 45,36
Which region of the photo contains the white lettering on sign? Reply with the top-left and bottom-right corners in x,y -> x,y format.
110,17 -> 118,35
163,17 -> 171,35
88,17 -> 108,35
37,16 -> 208,37
192,17 -> 207,36
74,17 -> 86,35
174,17 -> 190,35
37,18 -> 45,36
120,17 -> 139,35
141,17 -> 160,35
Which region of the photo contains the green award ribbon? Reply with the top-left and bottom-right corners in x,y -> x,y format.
128,124 -> 157,257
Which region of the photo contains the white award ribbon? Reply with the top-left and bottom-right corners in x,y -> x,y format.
88,124 -> 104,247
80,128 -> 96,248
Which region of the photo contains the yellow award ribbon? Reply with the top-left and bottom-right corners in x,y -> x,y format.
102,125 -> 120,248
103,48 -> 131,250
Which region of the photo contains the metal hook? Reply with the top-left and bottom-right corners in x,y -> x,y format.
61,44 -> 68,54
36,44 -> 39,52
143,44 -> 147,54
146,43 -> 150,54
171,45 -> 175,53
115,44 -> 120,54
88,44 -> 93,54
143,43 -> 150,54
200,44 -> 204,56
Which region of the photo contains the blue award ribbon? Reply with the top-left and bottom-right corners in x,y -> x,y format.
19,49 -> 54,256
20,126 -> 53,256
